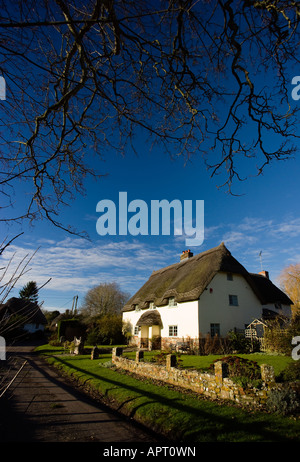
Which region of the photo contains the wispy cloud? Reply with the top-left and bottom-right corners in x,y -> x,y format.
0,236 -> 177,298
2,213 -> 300,310
218,216 -> 300,251
203,214 -> 300,279
270,218 -> 300,239
221,230 -> 257,249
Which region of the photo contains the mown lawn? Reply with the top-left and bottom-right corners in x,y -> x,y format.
132,351 -> 293,378
35,344 -> 300,443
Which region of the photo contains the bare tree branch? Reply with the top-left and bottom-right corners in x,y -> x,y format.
0,0 -> 299,232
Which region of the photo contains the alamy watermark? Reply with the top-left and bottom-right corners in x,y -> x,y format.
292,336 -> 300,361
0,336 -> 6,360
96,192 -> 204,246
291,76 -> 300,101
0,76 -> 6,100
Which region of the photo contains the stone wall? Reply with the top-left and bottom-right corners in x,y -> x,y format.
112,348 -> 281,408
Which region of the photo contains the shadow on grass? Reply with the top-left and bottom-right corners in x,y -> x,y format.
45,354 -> 299,443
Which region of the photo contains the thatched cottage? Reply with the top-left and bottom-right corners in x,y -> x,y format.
0,297 -> 47,335
122,243 -> 292,350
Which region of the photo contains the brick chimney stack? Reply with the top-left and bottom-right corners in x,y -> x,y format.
259,270 -> 269,279
180,249 -> 193,261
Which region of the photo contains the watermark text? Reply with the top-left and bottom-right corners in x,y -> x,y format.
292,336 -> 300,360
291,76 -> 300,101
0,336 -> 6,360
0,76 -> 5,100
96,192 -> 204,246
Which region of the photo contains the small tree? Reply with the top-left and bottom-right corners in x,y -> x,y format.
19,281 -> 39,303
279,263 -> 300,317
80,282 -> 130,321
86,313 -> 124,345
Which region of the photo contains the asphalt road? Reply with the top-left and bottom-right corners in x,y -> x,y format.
0,343 -> 160,443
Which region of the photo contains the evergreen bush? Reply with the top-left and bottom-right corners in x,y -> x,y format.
267,388 -> 300,415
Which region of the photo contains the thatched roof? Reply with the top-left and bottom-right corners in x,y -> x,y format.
136,310 -> 163,327
249,273 -> 292,306
123,243 -> 293,312
0,297 -> 47,325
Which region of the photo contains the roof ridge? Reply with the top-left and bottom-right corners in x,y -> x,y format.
151,242 -> 228,275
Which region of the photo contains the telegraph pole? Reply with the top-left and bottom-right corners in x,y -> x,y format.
71,295 -> 78,315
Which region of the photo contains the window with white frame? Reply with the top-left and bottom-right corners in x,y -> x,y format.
229,294 -> 239,306
134,304 -> 140,312
169,325 -> 178,336
134,326 -> 140,335
149,301 -> 156,309
168,296 -> 177,307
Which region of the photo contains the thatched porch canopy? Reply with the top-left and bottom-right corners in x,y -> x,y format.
136,310 -> 163,327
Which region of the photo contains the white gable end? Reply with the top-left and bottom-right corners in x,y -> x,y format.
198,272 -> 263,337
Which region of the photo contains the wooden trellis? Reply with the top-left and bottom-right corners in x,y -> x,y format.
245,319 -> 268,351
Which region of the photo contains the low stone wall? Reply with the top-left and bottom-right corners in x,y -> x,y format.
112,348 -> 280,408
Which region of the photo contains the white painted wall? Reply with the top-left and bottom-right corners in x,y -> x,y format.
262,303 -> 291,318
158,301 -> 199,339
198,272 -> 263,336
122,300 -> 199,342
122,309 -> 144,334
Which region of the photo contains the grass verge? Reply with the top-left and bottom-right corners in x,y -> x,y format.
35,345 -> 300,443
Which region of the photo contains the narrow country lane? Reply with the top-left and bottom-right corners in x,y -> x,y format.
0,343 -> 160,443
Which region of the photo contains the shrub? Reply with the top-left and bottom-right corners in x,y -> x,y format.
210,356 -> 261,381
264,315 -> 300,355
86,328 -> 100,346
267,388 -> 300,415
150,351 -> 182,367
231,376 -> 263,389
228,331 -> 253,353
199,333 -> 231,355
278,360 -> 300,382
86,314 -> 125,345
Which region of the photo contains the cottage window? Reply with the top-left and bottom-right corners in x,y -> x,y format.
134,326 -> 140,335
210,323 -> 220,337
229,294 -> 239,306
168,296 -> 177,307
169,325 -> 178,336
134,304 -> 140,312
149,301 -> 156,309
227,273 -> 233,281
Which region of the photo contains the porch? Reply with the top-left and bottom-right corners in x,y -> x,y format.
136,310 -> 162,351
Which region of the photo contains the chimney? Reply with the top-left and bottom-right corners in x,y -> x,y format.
180,249 -> 193,261
259,270 -> 269,279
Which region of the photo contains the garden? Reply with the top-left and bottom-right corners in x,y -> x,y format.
35,343 -> 300,443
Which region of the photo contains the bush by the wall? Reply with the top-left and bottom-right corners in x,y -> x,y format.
264,315 -> 300,355
278,360 -> 300,382
266,388 -> 300,415
210,355 -> 261,381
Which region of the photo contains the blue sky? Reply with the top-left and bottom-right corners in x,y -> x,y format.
1,3 -> 300,313
2,121 -> 300,312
